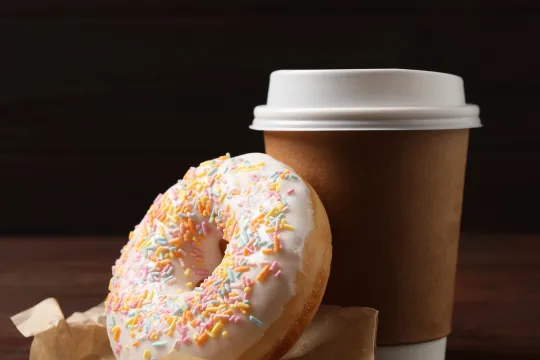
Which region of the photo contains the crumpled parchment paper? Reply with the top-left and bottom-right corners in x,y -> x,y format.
12,299 -> 377,360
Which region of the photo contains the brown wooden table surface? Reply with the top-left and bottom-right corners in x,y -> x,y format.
1,233 -> 539,359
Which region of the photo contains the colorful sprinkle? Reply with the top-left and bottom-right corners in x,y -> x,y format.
249,315 -> 263,327
256,265 -> 270,282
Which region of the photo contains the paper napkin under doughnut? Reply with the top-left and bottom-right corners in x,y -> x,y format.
12,299 -> 377,360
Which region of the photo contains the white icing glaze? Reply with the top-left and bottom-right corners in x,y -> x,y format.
106,153 -> 314,360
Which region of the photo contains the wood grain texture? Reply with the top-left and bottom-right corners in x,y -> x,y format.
1,3 -> 539,234
1,234 -> 539,359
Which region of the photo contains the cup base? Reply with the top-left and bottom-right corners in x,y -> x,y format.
375,337 -> 447,360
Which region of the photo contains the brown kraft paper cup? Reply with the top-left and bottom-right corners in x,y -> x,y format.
264,129 -> 469,345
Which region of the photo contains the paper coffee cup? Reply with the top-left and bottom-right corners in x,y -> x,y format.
251,70 -> 481,349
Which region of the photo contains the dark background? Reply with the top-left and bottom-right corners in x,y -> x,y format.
2,0 -> 539,235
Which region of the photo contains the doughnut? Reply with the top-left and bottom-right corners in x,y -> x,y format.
106,153 -> 332,360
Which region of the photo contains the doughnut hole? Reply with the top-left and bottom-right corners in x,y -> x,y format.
189,238 -> 229,290
219,239 -> 229,257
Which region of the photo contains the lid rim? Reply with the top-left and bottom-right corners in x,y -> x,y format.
254,104 -> 480,120
250,117 -> 482,131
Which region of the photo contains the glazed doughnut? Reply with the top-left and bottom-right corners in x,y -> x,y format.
106,153 -> 332,360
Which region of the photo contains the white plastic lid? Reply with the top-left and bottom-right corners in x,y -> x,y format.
251,69 -> 481,131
